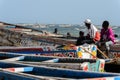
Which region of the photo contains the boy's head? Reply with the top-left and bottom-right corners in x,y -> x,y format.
102,20 -> 109,30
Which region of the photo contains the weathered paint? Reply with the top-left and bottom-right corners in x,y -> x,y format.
0,69 -> 66,80
0,52 -> 97,63
0,61 -> 120,79
3,67 -> 33,72
82,76 -> 120,80
0,46 -> 77,57
3,56 -> 25,61
0,71 -> 36,80
42,58 -> 59,63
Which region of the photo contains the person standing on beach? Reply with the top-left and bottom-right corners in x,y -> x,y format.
66,32 -> 71,38
100,20 -> 115,56
53,28 -> 58,34
84,19 -> 100,44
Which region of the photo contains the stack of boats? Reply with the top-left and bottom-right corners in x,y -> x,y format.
0,27 -> 120,80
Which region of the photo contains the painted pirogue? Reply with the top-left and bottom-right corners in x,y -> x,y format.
0,28 -> 120,62
0,52 -> 120,79
0,28 -> 75,46
1,23 -> 120,79
0,28 -> 120,59
0,60 -> 119,80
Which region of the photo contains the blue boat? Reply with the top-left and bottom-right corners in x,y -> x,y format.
0,61 -> 120,80
0,52 -> 115,73
0,52 -> 98,63
0,46 -> 77,58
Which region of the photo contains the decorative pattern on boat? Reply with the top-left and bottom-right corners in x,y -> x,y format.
81,59 -> 105,72
110,44 -> 120,52
108,44 -> 120,58
63,44 -> 97,59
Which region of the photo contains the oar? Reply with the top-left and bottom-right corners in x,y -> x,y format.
97,47 -> 109,59
97,47 -> 119,63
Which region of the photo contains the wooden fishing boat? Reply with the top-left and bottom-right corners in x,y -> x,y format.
0,43 -> 114,73
0,61 -> 70,80
0,28 -> 75,46
0,52 -> 113,73
0,46 -> 77,58
0,46 -> 58,53
0,60 -> 120,79
0,43 -> 98,59
0,52 -> 105,72
0,52 -> 95,62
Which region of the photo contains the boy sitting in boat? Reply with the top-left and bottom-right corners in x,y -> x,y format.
76,31 -> 86,45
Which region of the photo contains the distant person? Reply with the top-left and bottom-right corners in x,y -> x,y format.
76,31 -> 86,46
114,34 -> 118,38
66,32 -> 71,38
100,20 -> 115,56
84,19 -> 100,44
53,28 -> 58,34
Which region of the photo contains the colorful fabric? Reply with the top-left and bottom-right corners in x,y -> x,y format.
101,27 -> 115,43
94,31 -> 100,41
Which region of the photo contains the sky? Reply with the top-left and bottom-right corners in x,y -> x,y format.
0,0 -> 120,25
